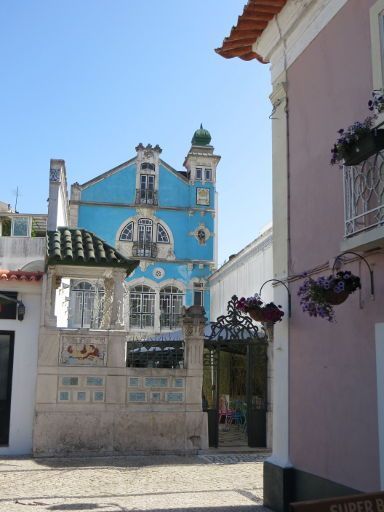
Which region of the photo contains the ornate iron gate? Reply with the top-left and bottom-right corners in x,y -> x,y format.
204,296 -> 268,448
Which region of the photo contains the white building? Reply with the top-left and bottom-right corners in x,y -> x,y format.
209,224 -> 273,321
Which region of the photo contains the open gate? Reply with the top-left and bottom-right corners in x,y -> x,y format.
203,296 -> 268,448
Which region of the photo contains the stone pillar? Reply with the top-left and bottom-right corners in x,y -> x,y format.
182,305 -> 205,371
44,268 -> 57,327
110,269 -> 126,329
182,305 -> 208,450
101,276 -> 113,329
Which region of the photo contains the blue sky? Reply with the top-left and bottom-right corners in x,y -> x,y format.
0,0 -> 272,265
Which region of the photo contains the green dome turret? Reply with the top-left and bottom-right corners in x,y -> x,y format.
191,124 -> 211,146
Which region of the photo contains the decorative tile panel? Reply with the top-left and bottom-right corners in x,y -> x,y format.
58,391 -> 70,401
166,392 -> 184,402
174,378 -> 184,388
128,377 -> 140,387
93,391 -> 104,402
86,376 -> 104,386
59,336 -> 107,366
50,168 -> 61,182
61,377 -> 79,386
128,392 -> 146,402
75,391 -> 88,402
144,377 -> 168,388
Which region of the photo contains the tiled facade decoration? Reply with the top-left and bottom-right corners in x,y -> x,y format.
128,392 -> 146,402
144,377 -> 168,387
128,377 -> 140,387
59,336 -> 107,366
86,377 -> 104,386
173,378 -> 184,388
61,376 -> 79,386
58,391 -> 70,401
126,375 -> 186,403
166,392 -> 184,402
57,375 -> 106,403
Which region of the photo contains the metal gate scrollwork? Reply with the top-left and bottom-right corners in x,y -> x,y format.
206,295 -> 267,342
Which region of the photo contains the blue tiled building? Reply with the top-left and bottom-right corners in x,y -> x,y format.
69,126 -> 220,333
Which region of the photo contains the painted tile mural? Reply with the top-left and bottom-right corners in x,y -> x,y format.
59,336 -> 107,366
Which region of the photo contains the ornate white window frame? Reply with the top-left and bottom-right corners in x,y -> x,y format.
116,214 -> 175,261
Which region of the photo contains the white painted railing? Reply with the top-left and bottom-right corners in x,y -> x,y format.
343,150 -> 384,237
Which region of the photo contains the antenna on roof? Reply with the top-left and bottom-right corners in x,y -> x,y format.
13,187 -> 19,213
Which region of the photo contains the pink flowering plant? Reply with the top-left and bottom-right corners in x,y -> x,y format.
236,294 -> 284,324
330,117 -> 375,165
298,271 -> 361,322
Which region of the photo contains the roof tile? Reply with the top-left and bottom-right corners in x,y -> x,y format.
47,227 -> 138,272
215,0 -> 288,62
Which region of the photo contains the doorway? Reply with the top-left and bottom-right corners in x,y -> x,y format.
203,341 -> 268,448
0,331 -> 14,445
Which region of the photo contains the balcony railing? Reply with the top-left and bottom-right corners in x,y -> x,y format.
132,242 -> 158,258
135,189 -> 158,205
343,150 -> 384,237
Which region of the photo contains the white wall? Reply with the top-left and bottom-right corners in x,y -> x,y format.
209,225 -> 273,320
0,237 -> 45,271
0,281 -> 42,455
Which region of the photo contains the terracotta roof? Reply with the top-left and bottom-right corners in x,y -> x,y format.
47,227 -> 139,273
0,269 -> 43,282
215,0 -> 288,62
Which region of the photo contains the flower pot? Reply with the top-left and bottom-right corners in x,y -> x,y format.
322,290 -> 349,305
343,130 -> 384,166
247,307 -> 265,322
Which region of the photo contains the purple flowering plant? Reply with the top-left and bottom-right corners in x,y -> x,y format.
368,89 -> 384,114
330,117 -> 375,165
236,294 -> 284,323
298,271 -> 361,322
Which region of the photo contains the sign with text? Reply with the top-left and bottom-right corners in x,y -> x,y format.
290,492 -> 384,512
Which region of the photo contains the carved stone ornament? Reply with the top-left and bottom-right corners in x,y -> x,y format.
184,325 -> 194,337
189,223 -> 211,245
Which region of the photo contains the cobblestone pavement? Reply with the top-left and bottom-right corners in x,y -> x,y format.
0,453 -> 269,512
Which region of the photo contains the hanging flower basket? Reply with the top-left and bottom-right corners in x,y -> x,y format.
248,306 -> 265,322
298,271 -> 361,321
236,295 -> 284,325
342,130 -> 384,166
322,289 -> 349,305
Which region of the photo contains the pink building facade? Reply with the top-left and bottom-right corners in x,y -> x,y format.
217,0 -> 384,510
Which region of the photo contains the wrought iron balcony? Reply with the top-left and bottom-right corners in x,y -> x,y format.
132,241 -> 158,258
343,150 -> 384,237
135,189 -> 158,205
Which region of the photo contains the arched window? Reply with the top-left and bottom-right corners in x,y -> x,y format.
160,286 -> 184,330
69,281 -> 104,329
120,221 -> 134,241
129,285 -> 155,329
157,223 -> 170,243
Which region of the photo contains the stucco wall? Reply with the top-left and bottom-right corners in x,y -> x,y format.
0,281 -> 42,455
286,0 -> 382,490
